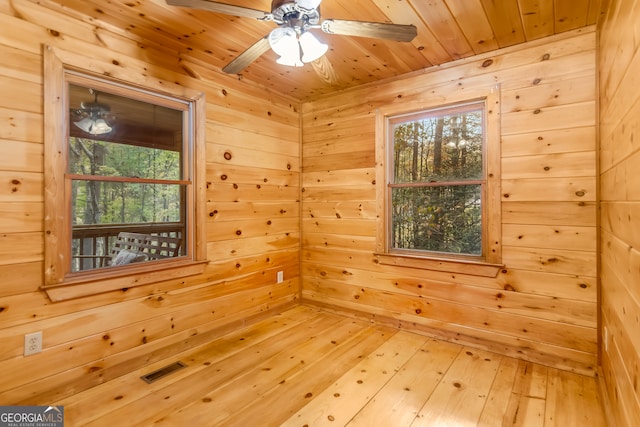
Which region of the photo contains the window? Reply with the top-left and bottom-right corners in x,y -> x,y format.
390,102 -> 484,256
43,46 -> 207,300
67,81 -> 189,273
375,89 -> 502,276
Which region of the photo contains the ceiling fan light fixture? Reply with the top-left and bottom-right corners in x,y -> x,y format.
270,27 -> 304,67
299,31 -> 328,63
295,0 -> 322,12
276,50 -> 304,67
269,27 -> 297,56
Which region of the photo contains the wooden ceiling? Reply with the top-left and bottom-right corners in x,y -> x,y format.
32,0 -> 603,101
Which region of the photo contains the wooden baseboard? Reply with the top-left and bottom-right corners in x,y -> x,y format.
596,366 -> 615,427
302,299 -> 597,376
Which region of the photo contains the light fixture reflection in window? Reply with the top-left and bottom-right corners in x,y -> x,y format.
73,115 -> 113,135
73,90 -> 113,135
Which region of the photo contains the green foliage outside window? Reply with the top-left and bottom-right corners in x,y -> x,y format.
69,138 -> 182,226
390,103 -> 484,256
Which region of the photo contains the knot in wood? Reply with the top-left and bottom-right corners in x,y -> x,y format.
482,59 -> 494,68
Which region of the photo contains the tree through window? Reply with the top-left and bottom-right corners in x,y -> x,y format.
388,101 -> 485,258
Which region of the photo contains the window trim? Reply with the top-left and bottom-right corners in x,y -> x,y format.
42,45 -> 208,301
374,86 -> 502,277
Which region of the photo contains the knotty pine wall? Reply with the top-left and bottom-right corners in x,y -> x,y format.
301,28 -> 598,375
0,1 -> 300,403
598,0 -> 640,425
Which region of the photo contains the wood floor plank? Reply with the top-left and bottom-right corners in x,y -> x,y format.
477,356 -> 520,426
347,339 -> 461,427
505,395 -> 546,427
281,330 -> 429,426
218,323 -> 398,426
544,368 -> 606,427
512,360 -> 549,399
153,316 -> 378,425
411,347 -> 503,426
504,361 -> 549,426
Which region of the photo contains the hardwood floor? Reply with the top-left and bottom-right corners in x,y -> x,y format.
56,306 -> 606,426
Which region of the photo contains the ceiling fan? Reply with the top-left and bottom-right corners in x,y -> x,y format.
165,0 -> 417,74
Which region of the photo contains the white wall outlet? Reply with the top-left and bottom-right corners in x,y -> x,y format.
277,271 -> 284,284
24,331 -> 43,356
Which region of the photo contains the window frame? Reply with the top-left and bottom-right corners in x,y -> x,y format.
374,86 -> 502,277
43,45 -> 207,301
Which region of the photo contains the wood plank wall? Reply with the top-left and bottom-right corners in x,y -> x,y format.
598,0 -> 640,425
0,0 -> 300,403
301,28 -> 598,375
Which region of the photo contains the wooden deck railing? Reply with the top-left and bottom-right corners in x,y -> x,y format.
71,223 -> 184,271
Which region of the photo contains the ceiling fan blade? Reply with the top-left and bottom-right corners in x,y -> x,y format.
222,36 -> 271,74
165,0 -> 270,20
321,19 -> 417,42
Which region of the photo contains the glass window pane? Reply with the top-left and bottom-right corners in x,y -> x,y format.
70,181 -> 186,272
66,82 -> 189,274
391,185 -> 482,255
71,181 -> 184,225
68,137 -> 181,180
392,108 -> 483,183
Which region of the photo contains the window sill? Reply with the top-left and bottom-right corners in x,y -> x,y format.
42,259 -> 208,302
375,252 -> 503,277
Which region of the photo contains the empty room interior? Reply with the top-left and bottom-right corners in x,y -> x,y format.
0,0 -> 638,425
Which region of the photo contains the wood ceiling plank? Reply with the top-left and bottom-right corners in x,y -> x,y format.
408,0 -> 475,59
555,0 -> 591,32
444,0 -> 500,54
372,0 -> 450,66
587,0 -> 607,24
480,0 -> 527,47
518,0 -> 555,40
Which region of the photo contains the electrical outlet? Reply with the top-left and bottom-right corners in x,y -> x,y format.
277,271 -> 284,284
24,331 -> 42,356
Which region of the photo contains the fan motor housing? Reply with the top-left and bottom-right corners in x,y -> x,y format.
271,0 -> 320,26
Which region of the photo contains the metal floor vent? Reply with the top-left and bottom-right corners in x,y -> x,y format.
140,361 -> 187,384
